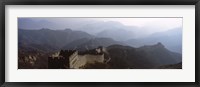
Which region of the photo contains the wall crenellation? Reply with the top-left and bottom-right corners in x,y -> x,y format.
48,47 -> 105,69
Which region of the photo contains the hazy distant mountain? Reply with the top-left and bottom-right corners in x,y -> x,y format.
125,28 -> 182,53
75,21 -> 128,35
18,29 -> 93,50
63,37 -> 125,51
18,18 -> 140,38
106,43 -> 182,69
96,28 -> 136,41
19,27 -> 182,53
18,28 -> 126,52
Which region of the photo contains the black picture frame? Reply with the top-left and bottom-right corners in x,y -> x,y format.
0,0 -> 199,87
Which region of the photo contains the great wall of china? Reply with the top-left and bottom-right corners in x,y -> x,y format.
48,47 -> 109,69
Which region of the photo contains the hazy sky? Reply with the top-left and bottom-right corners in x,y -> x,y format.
96,18 -> 182,32
18,17 -> 182,33
93,18 -> 182,27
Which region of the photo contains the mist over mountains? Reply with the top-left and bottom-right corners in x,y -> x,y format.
125,28 -> 182,53
18,18 -> 182,69
20,18 -> 181,39
19,27 -> 181,52
19,18 -> 182,53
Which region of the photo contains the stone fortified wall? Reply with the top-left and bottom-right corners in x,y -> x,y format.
70,54 -> 104,69
48,47 -> 105,69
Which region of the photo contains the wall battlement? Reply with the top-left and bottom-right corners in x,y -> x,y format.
48,47 -> 105,69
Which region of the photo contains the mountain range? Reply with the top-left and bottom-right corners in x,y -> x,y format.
19,29 -> 92,50
18,28 -> 182,69
19,18 -> 182,53
106,43 -> 181,69
19,27 -> 182,53
125,28 -> 182,53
